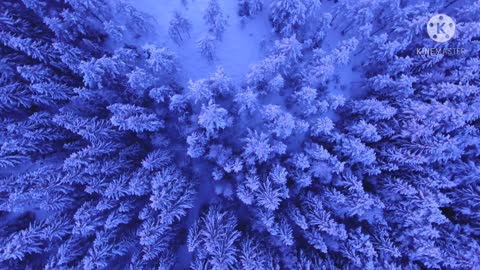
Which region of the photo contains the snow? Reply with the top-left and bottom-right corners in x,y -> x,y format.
132,0 -> 364,100
126,3 -> 273,266
132,0 -> 273,84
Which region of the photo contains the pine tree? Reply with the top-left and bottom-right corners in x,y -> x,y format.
168,11 -> 192,44
238,0 -> 263,17
270,0 -> 306,36
188,207 -> 241,270
198,34 -> 217,62
204,0 -> 227,40
108,104 -> 164,132
198,101 -> 233,137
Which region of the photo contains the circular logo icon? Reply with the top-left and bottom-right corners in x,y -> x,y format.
427,14 -> 456,43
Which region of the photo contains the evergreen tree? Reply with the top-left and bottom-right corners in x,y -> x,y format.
270,0 -> 306,36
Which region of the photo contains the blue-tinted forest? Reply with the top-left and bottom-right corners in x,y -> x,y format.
0,0 -> 479,269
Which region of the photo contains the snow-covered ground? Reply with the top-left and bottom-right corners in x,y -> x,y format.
133,0 -> 273,84
132,0 -> 364,101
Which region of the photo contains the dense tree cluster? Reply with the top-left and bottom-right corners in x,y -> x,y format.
1,0 -> 479,269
